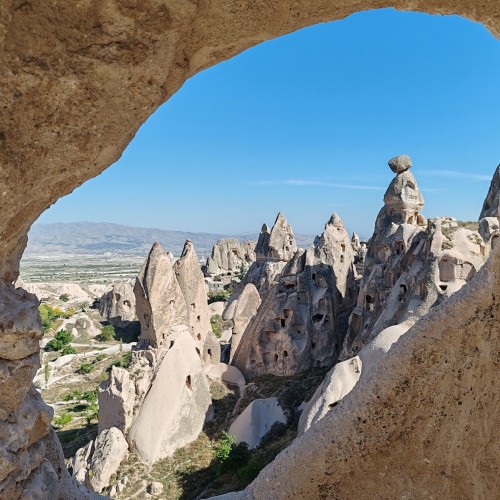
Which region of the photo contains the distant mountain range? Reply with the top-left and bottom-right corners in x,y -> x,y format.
25,222 -> 315,258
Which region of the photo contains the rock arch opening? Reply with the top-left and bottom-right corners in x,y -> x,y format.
1,4 -> 500,499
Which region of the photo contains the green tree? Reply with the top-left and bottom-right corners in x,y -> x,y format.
97,324 -> 115,342
59,293 -> 70,302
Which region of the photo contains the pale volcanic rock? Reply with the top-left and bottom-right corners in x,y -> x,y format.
232,213 -> 357,379
228,398 -> 286,449
98,366 -> 136,434
175,240 -> 220,364
99,282 -> 138,329
388,154 -> 412,174
0,3 -> 499,497
263,213 -> 297,262
205,238 -> 256,276
298,322 -> 411,436
479,165 -> 500,247
480,165 -> 500,218
127,328 -> 211,464
341,159 -> 489,362
134,242 -> 188,349
230,283 -> 261,362
87,427 -> 128,493
205,363 -> 246,392
224,214 -> 299,316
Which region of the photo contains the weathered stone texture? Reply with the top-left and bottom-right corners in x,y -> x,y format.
0,2 -> 499,497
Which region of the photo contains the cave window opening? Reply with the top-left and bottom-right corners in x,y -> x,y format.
186,375 -> 192,390
274,353 -> 279,362
283,350 -> 288,357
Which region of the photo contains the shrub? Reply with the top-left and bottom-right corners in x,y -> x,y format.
61,345 -> 76,355
214,432 -> 251,475
208,289 -> 232,304
59,293 -> 70,302
97,324 -> 115,342
213,275 -> 222,282
55,329 -> 73,344
86,401 -> 98,426
78,363 -> 94,375
82,390 -> 97,404
62,389 -> 83,401
237,458 -> 262,481
53,412 -> 73,428
46,329 -> 73,352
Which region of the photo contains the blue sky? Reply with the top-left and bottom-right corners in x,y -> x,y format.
39,8 -> 500,239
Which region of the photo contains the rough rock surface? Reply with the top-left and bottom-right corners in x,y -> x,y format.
230,284 -> 261,362
128,328 -> 212,464
214,246 -> 500,499
298,322 -> 411,436
232,213 -> 357,379
1,3 -> 500,496
88,427 -> 128,493
342,167 -> 487,358
175,240 -> 220,364
388,154 -> 412,174
479,165 -> 500,246
223,213 -> 298,323
99,282 -> 138,330
228,397 -> 287,449
98,366 -> 135,434
134,243 -> 188,349
205,238 -> 256,276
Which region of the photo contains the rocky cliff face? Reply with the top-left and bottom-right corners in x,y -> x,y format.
341,157 -> 488,358
99,283 -> 138,330
205,238 -> 256,276
232,213 -> 357,379
134,243 -> 188,350
1,2 -> 499,497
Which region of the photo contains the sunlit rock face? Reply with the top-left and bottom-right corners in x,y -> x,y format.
205,238 -> 256,276
174,240 -> 220,364
99,282 -> 138,330
134,243 -> 188,350
1,2 -> 500,497
479,165 -> 500,247
127,329 -> 211,465
341,157 -> 487,358
232,213 -> 357,380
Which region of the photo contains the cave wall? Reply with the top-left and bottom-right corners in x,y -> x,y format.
0,1 -> 499,497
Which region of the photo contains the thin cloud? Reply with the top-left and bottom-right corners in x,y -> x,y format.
418,169 -> 492,182
255,179 -> 385,190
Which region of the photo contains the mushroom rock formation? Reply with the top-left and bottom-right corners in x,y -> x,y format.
232,213 -> 357,380
134,242 -> 188,350
341,158 -> 489,359
230,283 -> 261,362
99,282 -> 139,330
205,238 -> 256,276
1,3 -> 500,496
341,156 -> 427,356
175,240 -> 220,364
127,328 -> 211,464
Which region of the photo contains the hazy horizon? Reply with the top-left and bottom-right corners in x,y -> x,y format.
37,8 -> 500,238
